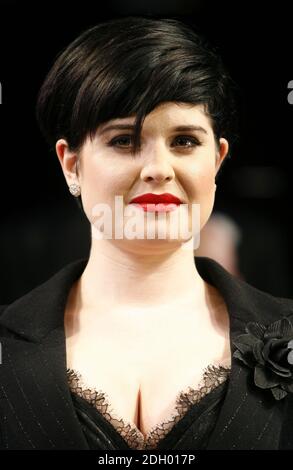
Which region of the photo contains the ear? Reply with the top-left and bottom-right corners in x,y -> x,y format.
215,138 -> 229,175
55,139 -> 80,186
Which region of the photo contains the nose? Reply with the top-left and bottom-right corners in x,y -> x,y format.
140,147 -> 175,183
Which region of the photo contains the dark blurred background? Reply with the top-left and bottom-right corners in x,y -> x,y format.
0,0 -> 292,304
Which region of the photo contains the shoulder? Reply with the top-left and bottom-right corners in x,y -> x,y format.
230,275 -> 293,328
0,258 -> 88,342
196,256 -> 293,324
0,305 -> 6,314
238,274 -> 293,316
0,304 -> 7,323
0,304 -> 13,337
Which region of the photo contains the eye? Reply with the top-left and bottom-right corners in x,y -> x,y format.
107,135 -> 133,148
171,135 -> 202,148
106,134 -> 202,150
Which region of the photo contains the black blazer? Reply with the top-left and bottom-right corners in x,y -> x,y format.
0,256 -> 293,450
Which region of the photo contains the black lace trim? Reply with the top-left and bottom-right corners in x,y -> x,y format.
67,364 -> 231,450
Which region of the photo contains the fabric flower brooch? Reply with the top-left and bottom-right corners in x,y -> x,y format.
232,316 -> 293,400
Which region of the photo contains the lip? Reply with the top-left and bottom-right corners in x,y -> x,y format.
129,192 -> 183,213
130,193 -> 183,205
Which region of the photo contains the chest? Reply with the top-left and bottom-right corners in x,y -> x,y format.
65,318 -> 231,437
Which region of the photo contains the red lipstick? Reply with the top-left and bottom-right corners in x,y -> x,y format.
129,193 -> 182,212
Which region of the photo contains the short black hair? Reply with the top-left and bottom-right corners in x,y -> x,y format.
36,16 -> 239,208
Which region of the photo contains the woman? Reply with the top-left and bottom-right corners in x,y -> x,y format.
0,16 -> 293,451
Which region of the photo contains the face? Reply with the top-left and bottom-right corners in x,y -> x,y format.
56,101 -> 229,254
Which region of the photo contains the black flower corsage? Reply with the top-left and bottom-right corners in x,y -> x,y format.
232,316 -> 293,400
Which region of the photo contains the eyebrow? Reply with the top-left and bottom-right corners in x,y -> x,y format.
98,124 -> 208,135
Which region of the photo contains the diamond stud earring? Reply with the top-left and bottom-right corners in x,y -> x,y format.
69,183 -> 81,197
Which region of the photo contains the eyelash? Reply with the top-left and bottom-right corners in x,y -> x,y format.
106,135 -> 202,150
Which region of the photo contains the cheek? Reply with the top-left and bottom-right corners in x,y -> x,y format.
80,159 -> 133,217
188,157 -> 216,197
197,174 -> 216,229
188,161 -> 216,229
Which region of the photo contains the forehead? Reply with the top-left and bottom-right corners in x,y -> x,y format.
98,102 -> 213,136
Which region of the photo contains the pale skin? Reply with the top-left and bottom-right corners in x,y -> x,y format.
56,101 -> 230,437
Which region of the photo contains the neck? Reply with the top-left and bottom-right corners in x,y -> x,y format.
73,237 -> 209,314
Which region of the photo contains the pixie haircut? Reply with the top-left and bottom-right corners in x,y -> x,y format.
36,16 -> 238,207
